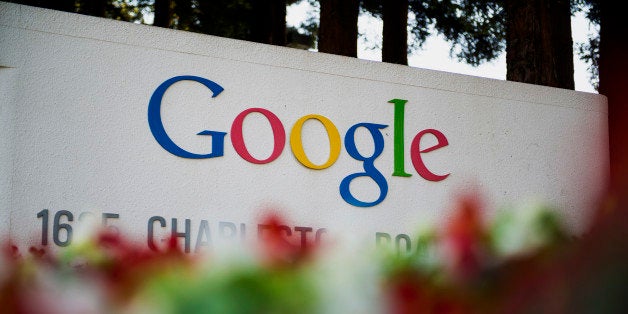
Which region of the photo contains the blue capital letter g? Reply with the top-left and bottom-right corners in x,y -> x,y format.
148,75 -> 226,159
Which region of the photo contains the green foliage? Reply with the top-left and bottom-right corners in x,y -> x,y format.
6,0 -> 151,22
359,0 -> 381,17
358,0 -> 505,64
169,0 -> 316,49
168,0 -> 255,39
574,0 -> 600,90
407,0 -> 433,51
573,0 -> 600,23
426,0 -> 505,66
287,25 -> 317,49
578,35 -> 599,91
197,0 -> 255,40
358,0 -> 433,52
108,0 -> 151,23
144,265 -> 318,314
287,0 -> 319,49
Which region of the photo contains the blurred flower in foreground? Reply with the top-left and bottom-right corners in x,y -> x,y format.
256,212 -> 317,268
2,197 -> 628,313
137,213 -> 318,314
441,195 -> 487,283
489,202 -> 567,259
382,195 -> 574,314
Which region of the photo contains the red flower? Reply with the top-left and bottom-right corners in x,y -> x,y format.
442,195 -> 486,283
257,212 -> 316,268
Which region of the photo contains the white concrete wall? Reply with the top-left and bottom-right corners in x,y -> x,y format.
0,67 -> 17,238
0,2 -> 608,252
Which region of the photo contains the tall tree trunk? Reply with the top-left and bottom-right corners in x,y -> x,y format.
251,0 -> 287,45
382,0 -> 408,65
318,0 -> 359,57
196,0 -> 227,36
599,0 -> 628,191
505,0 -> 574,89
79,0 -> 107,17
153,0 -> 172,28
172,0 -> 194,30
550,0 -> 574,89
46,0 -> 75,12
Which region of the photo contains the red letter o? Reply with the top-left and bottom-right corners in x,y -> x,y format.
230,108 -> 285,164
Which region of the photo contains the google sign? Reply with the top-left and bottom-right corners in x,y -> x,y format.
1,3 -> 608,251
148,76 -> 450,208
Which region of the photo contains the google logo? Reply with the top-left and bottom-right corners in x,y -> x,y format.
148,76 -> 449,207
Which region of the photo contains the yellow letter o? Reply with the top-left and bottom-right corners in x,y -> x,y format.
290,114 -> 341,169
